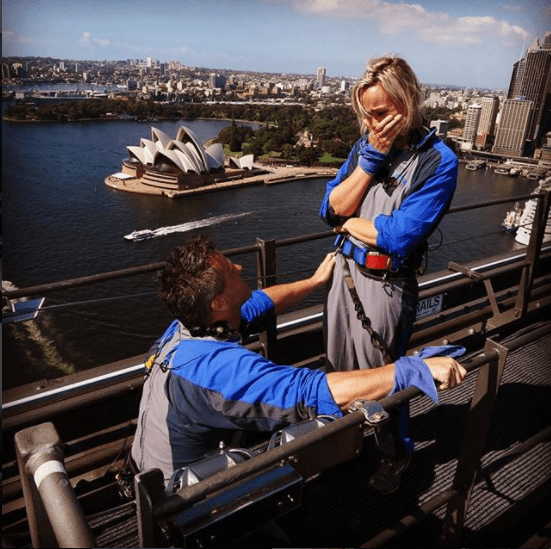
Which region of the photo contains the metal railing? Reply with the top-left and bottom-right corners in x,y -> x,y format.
4,191 -> 551,548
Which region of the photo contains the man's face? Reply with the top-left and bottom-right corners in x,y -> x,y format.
210,253 -> 252,320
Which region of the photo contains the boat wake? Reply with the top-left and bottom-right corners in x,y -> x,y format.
124,212 -> 251,241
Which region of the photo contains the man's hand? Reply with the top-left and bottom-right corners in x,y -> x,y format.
310,252 -> 336,287
424,357 -> 467,390
263,253 -> 336,314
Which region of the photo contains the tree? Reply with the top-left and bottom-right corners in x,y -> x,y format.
281,144 -> 294,161
297,145 -> 319,166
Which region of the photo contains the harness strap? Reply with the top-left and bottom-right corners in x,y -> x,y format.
340,257 -> 395,364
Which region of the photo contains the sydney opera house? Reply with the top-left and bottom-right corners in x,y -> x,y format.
107,125 -> 254,192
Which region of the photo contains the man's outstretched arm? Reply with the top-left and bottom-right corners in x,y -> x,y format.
327,356 -> 466,411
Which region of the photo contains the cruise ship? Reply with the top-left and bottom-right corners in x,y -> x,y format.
515,178 -> 551,245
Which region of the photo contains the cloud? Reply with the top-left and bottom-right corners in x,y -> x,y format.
79,31 -> 110,48
93,38 -> 111,47
292,0 -> 530,46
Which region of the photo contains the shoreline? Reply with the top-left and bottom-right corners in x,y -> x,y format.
104,165 -> 338,197
1,114 -> 276,126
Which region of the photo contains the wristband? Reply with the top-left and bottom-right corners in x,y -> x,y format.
358,141 -> 387,175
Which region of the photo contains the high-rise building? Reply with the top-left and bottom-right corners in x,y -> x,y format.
317,66 -> 326,89
431,120 -> 449,140
476,96 -> 500,149
493,99 -> 534,157
209,73 -> 226,89
463,103 -> 482,148
506,33 -> 551,151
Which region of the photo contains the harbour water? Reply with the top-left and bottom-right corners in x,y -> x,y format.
2,118 -> 539,388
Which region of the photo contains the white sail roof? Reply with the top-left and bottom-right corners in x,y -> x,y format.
175,126 -> 210,173
140,139 -> 157,164
229,154 -> 254,170
151,127 -> 171,149
153,149 -> 188,173
170,141 -> 202,173
126,125 -> 231,176
127,146 -> 148,165
206,143 -> 225,169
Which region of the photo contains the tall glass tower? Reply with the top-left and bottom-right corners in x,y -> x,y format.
506,33 -> 551,152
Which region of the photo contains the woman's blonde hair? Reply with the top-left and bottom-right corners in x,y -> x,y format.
351,55 -> 424,136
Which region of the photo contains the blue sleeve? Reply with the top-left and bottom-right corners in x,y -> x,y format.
174,341 -> 343,429
239,289 -> 276,339
375,143 -> 458,257
319,138 -> 363,227
240,289 -> 274,323
389,345 -> 466,403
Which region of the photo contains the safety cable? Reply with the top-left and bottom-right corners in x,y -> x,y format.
41,291 -> 158,310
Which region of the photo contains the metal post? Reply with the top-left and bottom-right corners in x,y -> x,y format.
256,238 -> 278,360
255,238 -> 277,290
135,468 -> 168,549
515,189 -> 550,315
14,422 -> 96,548
440,339 -> 508,548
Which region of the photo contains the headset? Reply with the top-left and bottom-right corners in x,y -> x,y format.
190,321 -> 241,342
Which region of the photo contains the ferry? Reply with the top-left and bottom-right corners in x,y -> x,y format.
2,191 -> 551,548
501,201 -> 524,233
465,159 -> 486,171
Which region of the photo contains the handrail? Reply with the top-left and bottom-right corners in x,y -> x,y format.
2,192 -> 546,301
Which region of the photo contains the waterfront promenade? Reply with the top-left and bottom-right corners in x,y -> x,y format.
104,164 -> 338,197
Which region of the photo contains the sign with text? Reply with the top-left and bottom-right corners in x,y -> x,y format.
416,294 -> 444,320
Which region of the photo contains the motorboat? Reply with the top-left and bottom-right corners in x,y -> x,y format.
465,160 -> 486,171
494,166 -> 510,175
124,229 -> 155,241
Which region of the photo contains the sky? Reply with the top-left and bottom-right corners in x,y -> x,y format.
2,0 -> 550,89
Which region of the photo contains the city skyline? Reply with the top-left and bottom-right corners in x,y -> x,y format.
3,0 -> 550,89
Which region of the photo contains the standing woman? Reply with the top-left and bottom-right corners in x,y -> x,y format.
319,55 -> 458,493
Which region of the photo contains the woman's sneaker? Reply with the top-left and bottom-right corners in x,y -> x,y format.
369,454 -> 411,494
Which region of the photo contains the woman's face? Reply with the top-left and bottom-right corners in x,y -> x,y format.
360,84 -> 407,135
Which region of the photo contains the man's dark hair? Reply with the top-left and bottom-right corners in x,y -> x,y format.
158,234 -> 225,327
